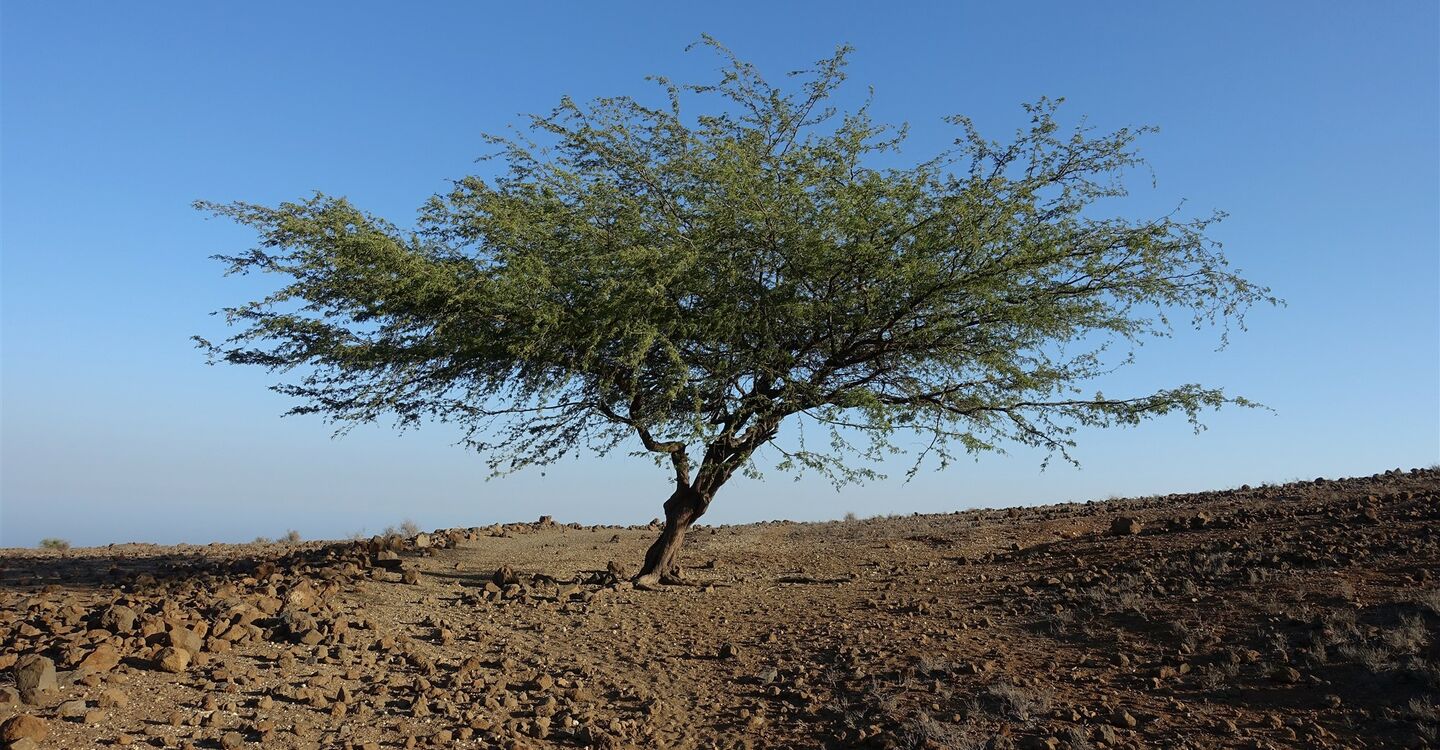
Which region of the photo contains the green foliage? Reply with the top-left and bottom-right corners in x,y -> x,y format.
197,38 -> 1275,497
39,538 -> 71,551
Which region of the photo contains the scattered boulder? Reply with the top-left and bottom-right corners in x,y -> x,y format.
100,605 -> 138,633
169,627 -> 203,654
278,607 -> 325,646
76,644 -> 121,674
1272,666 -> 1301,684
0,714 -> 48,744
1110,516 -> 1143,536
155,647 -> 191,673
284,582 -> 317,609
13,655 -> 57,704
56,698 -> 88,719
493,565 -> 519,587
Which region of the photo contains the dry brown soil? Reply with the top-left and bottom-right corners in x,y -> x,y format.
1,468 -> 1437,749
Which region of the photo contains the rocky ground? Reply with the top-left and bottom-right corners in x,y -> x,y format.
1,467 -> 1437,749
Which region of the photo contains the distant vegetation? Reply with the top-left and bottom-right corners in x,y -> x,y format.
38,538 -> 70,551
253,530 -> 303,545
384,520 -> 420,538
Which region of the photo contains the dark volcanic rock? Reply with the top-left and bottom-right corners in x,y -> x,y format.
1110,516 -> 1143,536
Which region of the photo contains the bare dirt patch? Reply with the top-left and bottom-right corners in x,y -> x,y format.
2,468 -> 1437,749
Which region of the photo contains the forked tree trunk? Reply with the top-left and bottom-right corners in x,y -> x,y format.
634,484 -> 710,588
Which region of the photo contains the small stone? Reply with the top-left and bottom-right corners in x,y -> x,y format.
718,643 -> 739,659
1113,708 -> 1138,728
99,688 -> 129,708
155,647 -> 192,673
402,568 -> 421,585
220,731 -> 244,749
0,714 -> 49,744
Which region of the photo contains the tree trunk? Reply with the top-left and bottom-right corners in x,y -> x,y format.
634,484 -> 709,588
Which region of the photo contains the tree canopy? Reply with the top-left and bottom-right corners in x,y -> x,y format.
198,38 -> 1275,583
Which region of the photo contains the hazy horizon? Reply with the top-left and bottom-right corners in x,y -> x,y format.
2,461 -> 1433,550
3,2 -> 1437,548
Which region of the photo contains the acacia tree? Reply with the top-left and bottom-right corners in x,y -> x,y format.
198,39 -> 1273,587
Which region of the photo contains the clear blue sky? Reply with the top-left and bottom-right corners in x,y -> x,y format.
3,2 -> 1437,547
